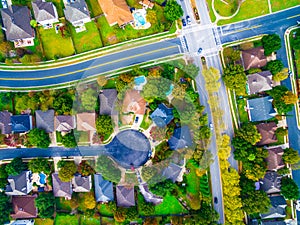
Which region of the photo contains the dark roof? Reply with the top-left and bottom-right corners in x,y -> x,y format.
247,71 -> 273,95
11,195 -> 37,219
247,96 -> 277,122
99,89 -> 118,115
162,163 -> 184,183
116,185 -> 135,207
0,6 -> 35,41
54,115 -> 76,132
150,103 -> 174,127
72,174 -> 91,192
242,47 -> 267,70
52,173 -> 72,199
32,0 -> 58,23
94,174 -> 114,202
256,122 -> 278,146
168,126 -> 193,150
35,110 -> 54,133
64,0 -> 90,24
6,171 -> 32,195
260,195 -> 287,219
261,221 -> 286,225
0,110 -> 11,134
11,115 -> 32,133
266,147 -> 285,171
260,172 -> 281,194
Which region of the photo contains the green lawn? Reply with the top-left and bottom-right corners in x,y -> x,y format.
237,98 -> 249,124
74,130 -> 89,143
70,22 -> 103,53
80,215 -> 100,225
103,78 -> 116,89
295,49 -> 300,79
185,160 -> 200,195
214,0 -> 238,17
98,203 -> 114,216
55,215 -> 78,225
85,0 -> 103,17
50,0 -> 64,17
218,0 -> 269,25
206,0 -> 216,22
35,218 -> 54,225
38,26 -> 75,60
140,114 -> 152,130
55,197 -> 72,211
155,193 -> 187,215
126,0 -> 142,8
271,0 -> 299,12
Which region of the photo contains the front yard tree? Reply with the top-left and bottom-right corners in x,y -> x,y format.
61,132 -> 77,148
242,190 -> 270,215
266,60 -> 284,75
28,158 -> 52,174
282,91 -> 298,105
164,0 -> 183,21
96,155 -> 121,183
283,148 -> 300,165
26,128 -> 51,148
5,157 -> 27,176
262,34 -> 281,55
273,68 -> 289,82
78,161 -> 95,176
146,10 -> 157,24
281,176 -> 300,200
58,160 -> 77,182
235,123 -> 261,145
81,88 -> 97,111
222,64 -> 247,94
96,115 -> 114,137
184,63 -> 200,79
34,193 -> 55,218
53,93 -> 73,115
268,85 -> 294,114
97,76 -> 108,87
0,193 -> 10,224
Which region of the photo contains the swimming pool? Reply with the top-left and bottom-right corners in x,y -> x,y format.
133,11 -> 146,26
39,172 -> 46,185
165,84 -> 174,96
134,76 -> 146,85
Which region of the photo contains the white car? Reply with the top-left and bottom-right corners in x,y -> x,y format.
209,123 -> 213,130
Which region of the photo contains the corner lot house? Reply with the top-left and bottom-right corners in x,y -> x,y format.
64,0 -> 91,28
241,46 -> 267,70
32,0 -> 59,28
5,171 -> 33,196
0,6 -> 35,47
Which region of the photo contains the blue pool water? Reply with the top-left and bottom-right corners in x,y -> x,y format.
166,84 -> 174,96
134,76 -> 146,85
133,12 -> 146,26
39,173 -> 46,184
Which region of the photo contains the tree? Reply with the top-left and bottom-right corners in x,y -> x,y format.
96,115 -> 114,137
198,150 -> 214,170
61,132 -> 77,148
0,193 -> 10,224
5,157 -> 27,176
26,128 -> 51,148
149,126 -> 167,141
184,63 -> 199,79
83,192 -> 96,209
235,123 -> 261,145
28,158 -> 52,174
282,91 -> 298,105
144,217 -> 158,225
262,34 -> 282,56
146,10 -> 157,24
20,54 -> 41,64
171,84 -> 187,100
96,155 -> 121,183
126,207 -> 139,220
268,85 -> 294,114
141,77 -> 171,100
164,0 -> 183,21
265,60 -> 284,75
275,127 -> 288,137
97,76 -> 107,87
34,193 -> 55,218
0,41 -> 12,56
80,88 -> 97,111
139,196 -> 155,215
292,29 -> 300,50
53,93 -> 73,115
222,64 -> 247,94
281,176 -> 299,200
78,161 -> 95,176
114,209 -> 126,222
231,50 -> 241,61
242,190 -> 270,215
283,148 -> 300,165
273,68 -> 289,82
58,160 -> 77,182
141,166 -> 158,182
119,73 -> 134,83
198,126 -> 211,139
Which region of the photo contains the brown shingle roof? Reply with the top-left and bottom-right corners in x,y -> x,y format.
54,115 -> 76,132
97,0 -> 133,26
76,113 -> 96,131
247,71 -> 273,95
11,195 -> 37,219
52,173 -> 72,199
122,90 -> 146,115
256,122 -> 278,146
116,185 -> 135,207
242,47 -> 267,70
266,147 -> 285,171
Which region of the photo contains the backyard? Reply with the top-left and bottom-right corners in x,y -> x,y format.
35,218 -> 54,225
270,0 -> 299,12
155,193 -> 187,214
55,214 -> 79,225
237,98 -> 249,124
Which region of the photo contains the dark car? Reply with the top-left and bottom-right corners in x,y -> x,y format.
214,197 -> 218,204
186,15 -> 192,25
182,19 -> 186,27
197,47 -> 203,55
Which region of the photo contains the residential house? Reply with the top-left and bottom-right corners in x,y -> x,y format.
64,0 -> 91,28
72,174 -> 92,192
261,221 -> 286,225
10,115 -> 32,133
5,171 -> 33,196
11,195 -> 37,219
10,220 -> 35,225
150,103 -> 174,127
97,0 -> 134,27
260,171 -> 281,194
0,6 -> 35,47
247,71 -> 274,95
32,0 -> 59,27
266,147 -> 285,171
35,109 -> 55,133
99,89 -> 118,115
116,185 -> 135,207
122,90 -> 146,115
162,162 -> 185,183
139,0 -> 154,9
52,173 -> 72,199
242,47 -> 267,70
54,115 -> 76,133
0,110 -> 11,134
76,112 -> 96,132
168,126 -> 193,150
260,195 -> 287,220
94,174 -> 114,203
256,122 -> 278,146
247,96 -> 277,122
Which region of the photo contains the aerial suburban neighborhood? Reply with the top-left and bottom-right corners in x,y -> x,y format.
0,0 -> 299,224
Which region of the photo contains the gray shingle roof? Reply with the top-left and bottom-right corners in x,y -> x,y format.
52,173 -> 72,199
150,103 -> 174,127
5,171 -> 32,196
99,89 -> 117,115
266,147 -> 285,171
261,221 -> 286,225
260,195 -> 287,220
94,174 -> 114,202
0,110 -> 11,134
116,185 -> 135,207
162,163 -> 184,183
168,126 -> 193,150
11,115 -> 32,133
247,96 -> 277,122
0,6 -> 35,41
260,172 -> 281,194
32,0 -> 58,23
64,0 -> 90,24
35,110 -> 54,133
72,174 -> 91,192
247,71 -> 273,95
54,115 -> 76,132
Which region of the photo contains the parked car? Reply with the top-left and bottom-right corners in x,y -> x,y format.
186,15 -> 192,25
209,123 -> 213,130
197,47 -> 203,55
135,116 -> 139,123
182,19 -> 186,27
214,197 -> 218,204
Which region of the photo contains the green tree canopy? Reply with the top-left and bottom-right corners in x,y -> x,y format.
96,155 -> 121,183
273,68 -> 289,82
78,161 -> 95,176
28,158 -> 52,174
292,29 -> 300,50
222,64 -> 247,94
53,93 -> 73,115
281,176 -> 299,200
96,115 -> 114,137
5,157 -> 27,176
261,34 -> 282,56
80,88 -> 97,111
0,193 -> 10,224
235,123 -> 261,145
61,132 -> 77,148
268,85 -> 294,114
265,60 -> 284,75
283,148 -> 300,165
58,160 -> 77,182
26,128 -> 51,148
34,193 -> 55,218
163,0 -> 183,21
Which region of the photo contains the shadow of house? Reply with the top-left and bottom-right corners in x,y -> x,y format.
94,174 -> 114,203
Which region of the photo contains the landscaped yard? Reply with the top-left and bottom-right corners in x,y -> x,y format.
140,114 -> 152,130
80,215 -> 100,225
295,49 -> 300,79
38,26 -> 75,60
271,0 -> 299,12
217,0 -> 269,25
35,218 -> 54,225
55,197 -> 72,211
98,203 -> 113,216
237,98 -> 249,123
185,160 -> 200,195
69,22 -> 103,53
85,0 -> 103,17
214,0 -> 238,17
155,193 -> 187,214
55,214 -> 78,225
